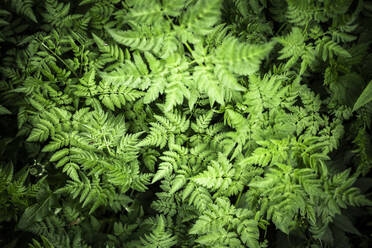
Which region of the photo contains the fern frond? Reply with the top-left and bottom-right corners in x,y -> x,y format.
98,80 -> 145,111
189,198 -> 259,247
275,27 -> 316,74
29,235 -> 55,248
139,110 -> 189,149
182,183 -> 212,212
192,153 -> 235,195
193,65 -> 225,106
162,0 -> 186,17
92,33 -> 128,70
215,37 -> 275,75
353,80 -> 372,112
181,0 -> 223,37
315,36 -> 351,61
122,0 -> 163,25
106,28 -> 164,54
191,110 -> 214,133
140,215 -> 177,248
55,174 -> 115,214
285,0 -> 319,26
86,1 -> 114,29
11,0 -> 37,23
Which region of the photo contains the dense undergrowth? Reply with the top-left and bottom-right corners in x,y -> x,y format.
1,0 -> 372,247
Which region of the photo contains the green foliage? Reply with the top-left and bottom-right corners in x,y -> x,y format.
189,198 -> 260,247
353,80 -> 372,112
9,0 -> 37,23
140,215 -> 177,248
0,0 -> 372,247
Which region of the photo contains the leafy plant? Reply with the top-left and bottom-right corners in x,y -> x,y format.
0,0 -> 371,247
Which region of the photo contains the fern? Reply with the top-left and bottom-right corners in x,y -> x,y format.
10,0 -> 37,23
140,215 -> 177,248
26,217 -> 90,248
275,27 -> 318,75
1,0 -> 372,247
92,33 -> 128,70
189,197 -> 261,247
181,0 -> 223,38
139,110 -> 190,149
215,37 -> 275,76
315,36 -> 352,61
353,80 -> 372,112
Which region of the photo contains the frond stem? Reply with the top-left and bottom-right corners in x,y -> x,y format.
38,39 -> 79,78
235,189 -> 243,207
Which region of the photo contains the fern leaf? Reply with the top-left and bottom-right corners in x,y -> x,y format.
193,65 -> 224,106
0,105 -> 11,115
11,0 -> 37,23
92,33 -> 126,65
181,0 -> 223,36
315,36 -> 351,61
164,81 -> 190,112
106,28 -> 163,54
237,219 -> 260,248
215,37 -> 275,75
187,186 -> 212,211
123,0 -> 163,25
162,0 -> 186,17
27,125 -> 50,142
192,155 -> 235,193
17,195 -> 53,229
285,0 -> 317,26
140,215 -> 177,248
144,80 -> 166,103
152,162 -> 173,184
352,80 -> 372,112
169,174 -> 186,194
191,110 -> 214,133
50,148 -> 69,162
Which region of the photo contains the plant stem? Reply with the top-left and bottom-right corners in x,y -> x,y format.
39,40 -> 79,78
235,189 -> 243,207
